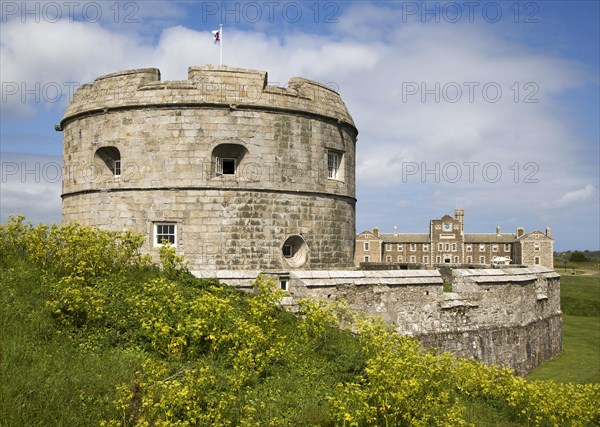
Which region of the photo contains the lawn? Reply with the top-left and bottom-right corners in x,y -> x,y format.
527,271 -> 600,383
527,315 -> 600,383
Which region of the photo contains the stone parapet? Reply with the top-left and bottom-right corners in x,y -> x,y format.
62,66 -> 356,130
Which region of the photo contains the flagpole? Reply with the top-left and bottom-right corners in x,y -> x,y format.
219,23 -> 223,67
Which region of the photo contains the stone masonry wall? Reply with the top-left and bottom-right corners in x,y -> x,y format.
63,190 -> 355,270
277,267 -> 561,375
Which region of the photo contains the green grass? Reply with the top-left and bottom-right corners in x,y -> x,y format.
0,259 -> 143,427
463,399 -> 521,427
560,274 -> 600,317
527,273 -> 600,383
554,259 -> 600,276
527,315 -> 600,383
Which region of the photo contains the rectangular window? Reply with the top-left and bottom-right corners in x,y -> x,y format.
438,243 -> 443,251
364,242 -> 370,251
386,243 -> 392,251
327,151 -> 342,180
534,243 -> 540,251
452,243 -> 457,252
422,244 -> 429,251
445,243 -> 450,251
436,256 -> 441,263
114,159 -> 121,177
466,244 -> 473,252
216,157 -> 236,175
479,256 -> 485,264
364,256 -> 370,262
154,223 -> 177,246
283,245 -> 293,258
410,255 -> 416,263
397,255 -> 403,262
467,256 -> 473,263
534,256 -> 540,265
504,244 -> 511,252
479,244 -> 485,252
279,277 -> 289,291
454,256 -> 459,263
492,244 -> 499,252
397,244 -> 403,251
423,256 -> 429,264
410,243 -> 417,252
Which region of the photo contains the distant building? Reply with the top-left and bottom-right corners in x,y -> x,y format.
355,209 -> 554,269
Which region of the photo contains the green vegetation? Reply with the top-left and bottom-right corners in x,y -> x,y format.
560,274 -> 600,317
527,315 -> 599,383
569,251 -> 589,262
527,272 -> 600,383
554,251 -> 600,276
556,250 -> 600,263
2,215 -> 599,426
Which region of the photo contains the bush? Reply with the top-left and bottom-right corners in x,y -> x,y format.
569,251 -> 588,262
2,216 -> 600,426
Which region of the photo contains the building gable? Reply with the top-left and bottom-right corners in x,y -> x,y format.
519,230 -> 553,241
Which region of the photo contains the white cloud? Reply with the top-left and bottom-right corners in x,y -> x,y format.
547,184 -> 598,208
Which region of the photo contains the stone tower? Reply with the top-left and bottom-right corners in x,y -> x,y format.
59,66 -> 358,271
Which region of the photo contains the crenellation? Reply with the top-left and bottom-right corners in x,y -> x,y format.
62,66 -> 356,132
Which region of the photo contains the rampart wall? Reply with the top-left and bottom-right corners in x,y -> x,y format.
198,266 -> 562,375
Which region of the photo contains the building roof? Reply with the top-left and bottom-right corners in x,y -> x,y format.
379,233 -> 430,243
356,230 -> 382,239
518,230 -> 554,241
464,234 -> 516,243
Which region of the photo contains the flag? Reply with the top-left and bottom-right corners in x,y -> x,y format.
212,29 -> 220,45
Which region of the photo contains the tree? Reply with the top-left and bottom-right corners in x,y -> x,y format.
569,251 -> 588,262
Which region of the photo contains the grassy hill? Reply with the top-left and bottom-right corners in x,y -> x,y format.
1,216 -> 599,426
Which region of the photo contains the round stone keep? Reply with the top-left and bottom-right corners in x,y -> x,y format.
60,66 -> 358,271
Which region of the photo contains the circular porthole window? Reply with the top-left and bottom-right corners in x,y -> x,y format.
282,235 -> 308,268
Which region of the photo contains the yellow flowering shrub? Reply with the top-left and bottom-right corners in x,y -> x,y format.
2,216 -> 599,426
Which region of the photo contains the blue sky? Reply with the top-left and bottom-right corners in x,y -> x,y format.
1,0 -> 598,250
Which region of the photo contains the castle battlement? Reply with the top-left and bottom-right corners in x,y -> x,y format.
62,66 -> 355,130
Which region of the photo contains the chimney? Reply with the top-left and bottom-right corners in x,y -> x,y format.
372,227 -> 379,237
496,226 -> 501,235
546,227 -> 552,237
393,225 -> 398,237
517,227 -> 524,238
